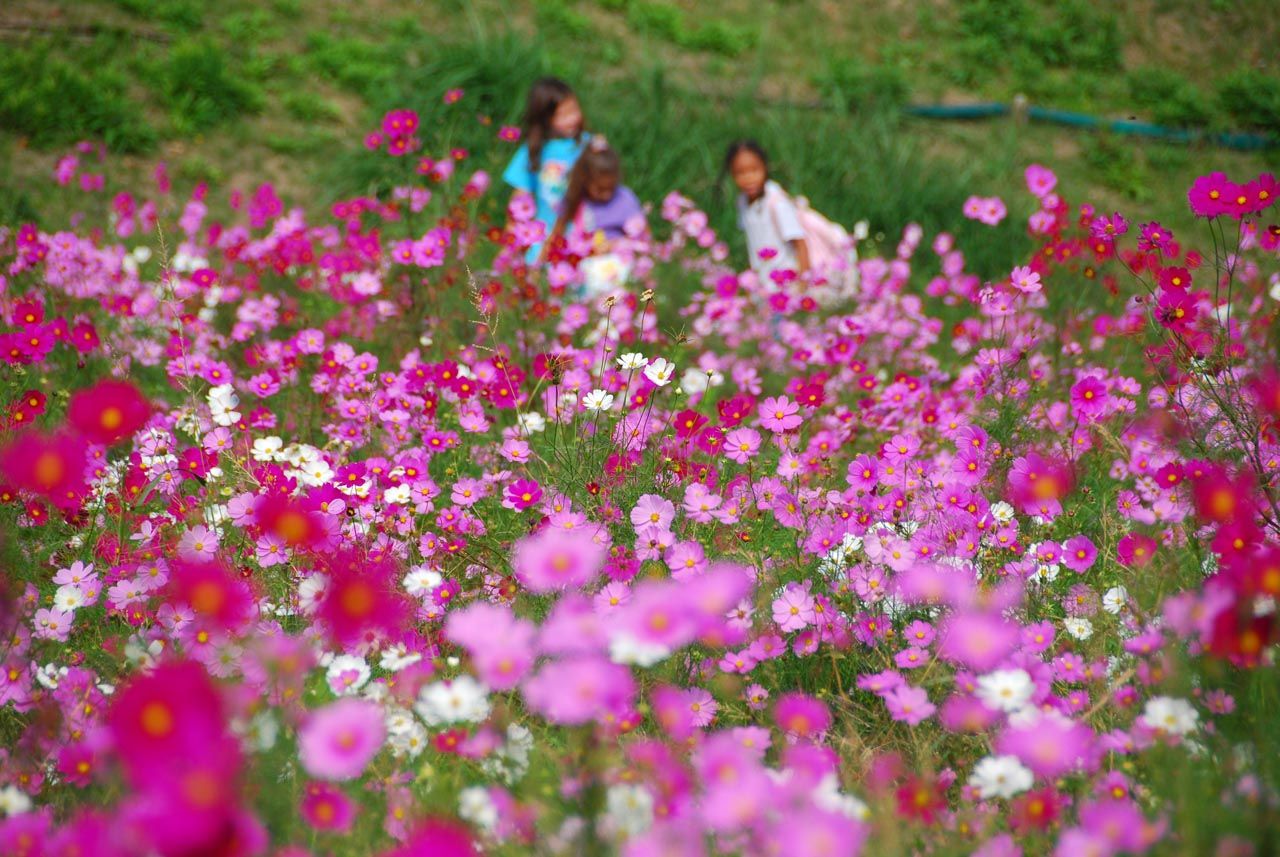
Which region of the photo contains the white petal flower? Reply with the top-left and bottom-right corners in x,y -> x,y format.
415,676 -> 491,726
582,389 -> 615,412
1103,586 -> 1129,615
969,755 -> 1034,799
1064,617 -> 1094,640
617,353 -> 648,370
975,669 -> 1034,713
605,784 -> 654,839
0,784 -> 33,817
643,357 -> 675,387
1141,696 -> 1199,736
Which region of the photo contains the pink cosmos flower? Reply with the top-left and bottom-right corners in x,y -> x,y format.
522,656 -> 635,725
884,684 -> 935,726
1009,265 -> 1042,294
33,607 -> 73,641
938,612 -> 1020,671
723,427 -> 762,464
1025,164 -> 1058,198
759,396 -> 802,433
997,716 -> 1095,779
630,493 -> 676,530
1062,535 -> 1098,572
774,692 -> 831,737
512,527 -> 607,592
177,525 -> 220,561
299,698 -> 386,781
446,602 -> 536,689
772,582 -> 816,632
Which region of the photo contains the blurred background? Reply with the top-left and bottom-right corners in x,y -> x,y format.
1,0 -> 1277,277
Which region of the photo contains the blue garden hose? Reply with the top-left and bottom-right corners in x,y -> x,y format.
902,102 -> 1277,151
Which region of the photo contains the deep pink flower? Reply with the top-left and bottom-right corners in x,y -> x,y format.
1070,376 -> 1109,420
167,558 -> 255,631
503,478 -> 543,511
1089,212 -> 1129,242
67,380 -> 151,445
1187,172 -> 1233,217
300,782 -> 357,832
315,549 -> 409,646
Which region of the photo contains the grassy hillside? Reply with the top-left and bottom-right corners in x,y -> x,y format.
1,0 -> 1277,275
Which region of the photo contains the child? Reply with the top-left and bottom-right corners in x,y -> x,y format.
725,139 -> 859,293
549,138 -> 646,297
502,77 -> 589,263
726,140 -> 809,279
549,137 -> 644,248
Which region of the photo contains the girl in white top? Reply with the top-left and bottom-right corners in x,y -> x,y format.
726,140 -> 810,280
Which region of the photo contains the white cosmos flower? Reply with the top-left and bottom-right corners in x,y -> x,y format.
617,352 -> 648,370
813,773 -> 870,821
679,367 -> 723,397
990,501 -> 1016,523
1103,586 -> 1129,615
517,411 -> 546,433
643,357 -> 675,387
387,719 -> 428,758
415,676 -> 491,726
975,669 -> 1035,713
605,784 -> 654,839
53,585 -> 85,613
1142,696 -> 1199,736
325,654 -> 370,695
251,436 -> 284,461
208,384 -> 241,427
609,633 -> 671,667
0,784 -> 33,817
403,566 -> 443,598
969,755 -> 1034,799
383,484 -> 412,506
1064,617 -> 1094,640
582,389 -> 615,412
379,642 -> 422,672
459,786 -> 499,831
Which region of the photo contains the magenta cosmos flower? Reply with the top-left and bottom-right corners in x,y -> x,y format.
299,698 -> 386,781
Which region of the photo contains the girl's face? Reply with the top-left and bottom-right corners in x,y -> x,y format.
586,173 -> 618,203
730,149 -> 767,199
550,97 -> 583,138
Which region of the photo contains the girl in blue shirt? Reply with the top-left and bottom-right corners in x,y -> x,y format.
502,77 -> 589,263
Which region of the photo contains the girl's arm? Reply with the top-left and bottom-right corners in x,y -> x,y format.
791,238 -> 811,276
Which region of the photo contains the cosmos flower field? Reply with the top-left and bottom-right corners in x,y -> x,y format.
1,103 -> 1279,856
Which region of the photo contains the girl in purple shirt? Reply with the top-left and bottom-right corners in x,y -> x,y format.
549,137 -> 645,248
